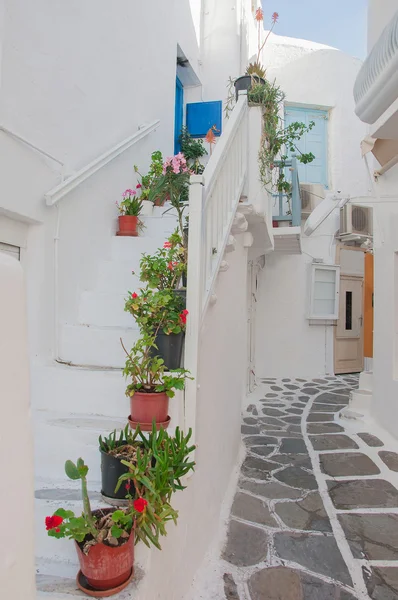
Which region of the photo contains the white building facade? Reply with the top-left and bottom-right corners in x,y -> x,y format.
353,1 -> 398,438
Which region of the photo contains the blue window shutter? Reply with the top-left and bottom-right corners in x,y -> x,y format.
284,107 -> 328,188
174,77 -> 184,154
186,101 -> 222,138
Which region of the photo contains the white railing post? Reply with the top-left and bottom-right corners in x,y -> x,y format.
184,175 -> 204,450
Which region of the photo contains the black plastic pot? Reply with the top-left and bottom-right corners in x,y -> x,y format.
173,288 -> 186,306
150,331 -> 185,370
234,75 -> 265,100
101,450 -> 135,501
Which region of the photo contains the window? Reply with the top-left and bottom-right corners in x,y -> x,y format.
284,106 -> 328,188
345,291 -> 353,330
308,264 -> 340,320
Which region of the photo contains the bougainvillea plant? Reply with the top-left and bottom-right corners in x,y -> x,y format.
138,231 -> 186,290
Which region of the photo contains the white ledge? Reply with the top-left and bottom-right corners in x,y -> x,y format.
354,10 -> 398,124
45,121 -> 160,206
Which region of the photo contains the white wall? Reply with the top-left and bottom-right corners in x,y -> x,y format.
0,254 -> 36,600
139,234 -> 249,600
254,36 -> 368,378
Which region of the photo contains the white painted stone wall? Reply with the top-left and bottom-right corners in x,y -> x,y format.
363,3 -> 398,438
0,254 -> 36,600
254,35 -> 369,379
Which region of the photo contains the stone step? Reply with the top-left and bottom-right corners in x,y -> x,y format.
79,290 -> 134,328
59,324 -> 140,368
358,370 -> 373,392
96,260 -> 141,294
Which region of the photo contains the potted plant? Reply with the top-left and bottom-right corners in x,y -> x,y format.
134,150 -> 164,213
45,458 -> 138,596
99,423 -> 195,505
149,153 -> 190,240
116,189 -> 143,236
121,333 -> 192,430
125,287 -> 188,370
138,231 -> 187,294
179,126 -> 207,174
225,10 -> 278,110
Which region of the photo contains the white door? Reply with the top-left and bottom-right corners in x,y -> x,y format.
335,276 -> 364,374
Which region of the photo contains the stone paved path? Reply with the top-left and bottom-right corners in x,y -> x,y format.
219,376 -> 398,600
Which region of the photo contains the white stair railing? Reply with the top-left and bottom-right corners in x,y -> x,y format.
184,91 -> 248,444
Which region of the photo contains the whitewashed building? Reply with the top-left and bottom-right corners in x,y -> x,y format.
0,1 -> 374,598
352,1 -> 398,438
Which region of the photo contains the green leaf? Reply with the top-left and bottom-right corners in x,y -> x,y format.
111,525 -> 123,538
65,460 -> 80,480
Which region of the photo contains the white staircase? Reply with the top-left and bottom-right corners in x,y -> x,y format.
59,210 -> 178,368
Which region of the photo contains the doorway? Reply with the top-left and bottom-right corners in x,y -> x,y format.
335,276 -> 364,374
174,77 -> 184,154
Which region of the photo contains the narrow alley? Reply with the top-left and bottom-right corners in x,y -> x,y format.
188,376 -> 398,600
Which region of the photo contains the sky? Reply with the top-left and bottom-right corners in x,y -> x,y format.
261,0 -> 367,59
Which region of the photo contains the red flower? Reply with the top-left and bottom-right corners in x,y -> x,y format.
167,261 -> 174,271
136,183 -> 142,189
133,498 -> 148,513
271,12 -> 279,23
125,481 -> 131,491
163,241 -> 172,249
45,515 -> 63,531
132,292 -> 138,299
179,309 -> 189,325
255,7 -> 264,21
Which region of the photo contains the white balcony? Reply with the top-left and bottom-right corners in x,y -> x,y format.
354,9 -> 398,139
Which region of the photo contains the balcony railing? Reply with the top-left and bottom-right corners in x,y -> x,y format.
272,156 -> 301,227
354,9 -> 398,125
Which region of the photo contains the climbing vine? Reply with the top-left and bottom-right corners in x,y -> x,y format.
248,81 -> 315,194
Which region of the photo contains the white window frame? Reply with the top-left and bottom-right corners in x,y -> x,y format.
308,264 -> 340,320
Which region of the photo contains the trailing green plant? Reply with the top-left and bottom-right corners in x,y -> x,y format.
179,126 -> 207,174
137,230 -> 186,290
247,81 -> 315,194
125,287 -> 187,336
134,150 -> 164,202
122,333 -> 192,398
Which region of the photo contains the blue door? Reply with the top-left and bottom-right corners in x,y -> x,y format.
174,77 -> 184,154
284,106 -> 328,188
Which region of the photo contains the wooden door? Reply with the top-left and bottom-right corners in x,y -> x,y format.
335,276 -> 364,374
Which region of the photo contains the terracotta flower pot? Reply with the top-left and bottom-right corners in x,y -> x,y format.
75,521 -> 134,591
117,215 -> 138,237
130,391 -> 169,428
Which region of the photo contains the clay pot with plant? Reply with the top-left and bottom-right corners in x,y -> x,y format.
99,423 -> 195,508
116,189 -> 143,237
45,458 -> 141,596
121,333 -> 192,431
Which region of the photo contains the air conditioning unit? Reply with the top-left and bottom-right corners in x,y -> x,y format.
339,204 -> 373,240
300,183 -> 325,217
